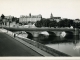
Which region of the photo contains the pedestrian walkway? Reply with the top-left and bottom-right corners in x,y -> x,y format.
0,28 -> 7,32
0,33 -> 42,56
15,37 -> 53,56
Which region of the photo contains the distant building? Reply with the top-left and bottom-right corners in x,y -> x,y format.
0,15 -> 13,21
50,13 -> 61,22
50,13 -> 53,19
5,15 -> 14,22
74,19 -> 80,23
5,16 -> 13,19
53,17 -> 61,22
19,13 -> 42,23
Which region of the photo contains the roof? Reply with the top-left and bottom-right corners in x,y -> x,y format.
20,14 -> 42,18
53,17 -> 61,19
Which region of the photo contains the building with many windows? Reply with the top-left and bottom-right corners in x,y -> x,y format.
19,13 -> 42,23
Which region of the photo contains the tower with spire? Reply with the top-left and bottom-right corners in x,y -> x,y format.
50,13 -> 53,19
29,13 -> 31,17
50,13 -> 54,21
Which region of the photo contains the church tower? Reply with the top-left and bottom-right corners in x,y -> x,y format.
29,13 -> 31,17
50,13 -> 53,19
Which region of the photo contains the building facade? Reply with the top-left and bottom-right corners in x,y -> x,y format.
50,13 -> 61,22
19,13 -> 42,23
74,19 -> 80,23
53,17 -> 61,22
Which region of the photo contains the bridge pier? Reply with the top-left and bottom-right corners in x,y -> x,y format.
74,28 -> 79,36
74,28 -> 79,39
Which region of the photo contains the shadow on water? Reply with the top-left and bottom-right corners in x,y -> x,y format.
34,31 -> 57,44
65,31 -> 74,39
47,31 -> 57,40
13,31 -> 80,45
36,34 -> 49,44
33,32 -> 80,45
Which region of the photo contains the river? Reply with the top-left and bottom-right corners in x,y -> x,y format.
46,37 -> 80,56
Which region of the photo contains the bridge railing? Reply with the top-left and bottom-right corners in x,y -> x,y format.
3,27 -> 75,31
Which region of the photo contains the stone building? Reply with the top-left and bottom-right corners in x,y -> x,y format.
19,13 -> 42,23
50,13 -> 61,22
74,19 -> 80,23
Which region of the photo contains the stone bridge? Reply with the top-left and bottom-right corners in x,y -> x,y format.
3,27 -> 79,38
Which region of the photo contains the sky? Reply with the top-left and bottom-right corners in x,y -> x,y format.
0,0 -> 80,19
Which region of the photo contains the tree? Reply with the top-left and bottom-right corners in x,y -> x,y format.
12,17 -> 15,22
35,21 -> 42,27
1,14 -> 6,26
49,20 -> 57,27
0,19 -> 2,25
1,14 -> 5,19
40,19 -> 50,27
58,19 -> 72,27
16,18 -> 19,23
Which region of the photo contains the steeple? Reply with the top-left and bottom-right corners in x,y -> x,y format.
29,13 -> 31,17
50,13 -> 53,18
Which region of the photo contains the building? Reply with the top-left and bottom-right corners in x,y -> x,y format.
74,19 -> 80,23
5,15 -> 13,19
19,13 -> 42,23
50,13 -> 61,22
5,15 -> 14,22
53,17 -> 61,22
0,15 -> 13,22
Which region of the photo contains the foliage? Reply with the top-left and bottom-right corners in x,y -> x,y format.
1,14 -> 5,19
49,20 -> 57,27
35,18 -> 75,28
12,17 -> 19,23
35,19 -> 51,27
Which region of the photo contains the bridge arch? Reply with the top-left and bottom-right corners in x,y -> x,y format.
47,31 -> 56,40
49,31 -> 74,39
25,32 -> 33,39
65,31 -> 74,39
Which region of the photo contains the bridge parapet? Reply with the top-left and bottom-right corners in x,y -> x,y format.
3,27 -> 79,37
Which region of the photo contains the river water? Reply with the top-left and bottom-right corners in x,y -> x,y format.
46,37 -> 80,56
35,35 -> 80,56
14,31 -> 80,56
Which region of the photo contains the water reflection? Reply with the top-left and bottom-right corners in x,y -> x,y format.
14,31 -> 80,45
64,31 -> 74,39
45,35 -> 80,56
34,35 -> 79,45
34,34 -> 80,56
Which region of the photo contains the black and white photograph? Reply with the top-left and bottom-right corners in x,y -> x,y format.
0,0 -> 80,59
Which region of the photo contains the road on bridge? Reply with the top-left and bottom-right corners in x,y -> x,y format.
0,32 -> 42,56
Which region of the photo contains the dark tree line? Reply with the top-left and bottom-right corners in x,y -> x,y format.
35,18 -> 80,28
0,14 -> 5,25
12,17 -> 19,23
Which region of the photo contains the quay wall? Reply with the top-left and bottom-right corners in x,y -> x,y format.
18,37 -> 70,56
